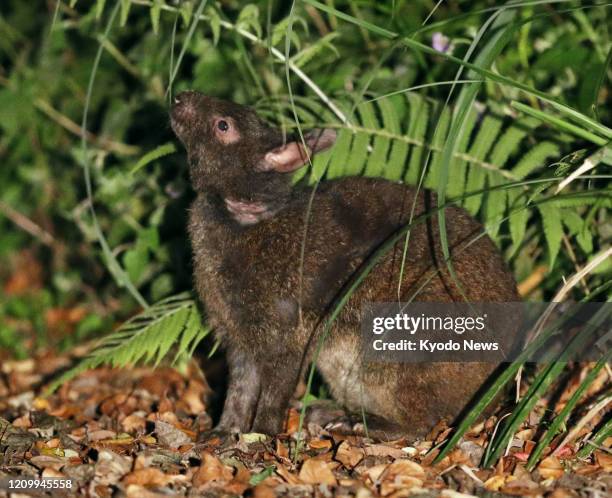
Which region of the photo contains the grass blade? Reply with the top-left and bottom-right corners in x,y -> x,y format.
511,101 -> 609,146
526,351 -> 612,470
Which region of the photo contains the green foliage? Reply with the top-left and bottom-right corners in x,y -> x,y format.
270,94 -> 608,268
0,0 -> 610,470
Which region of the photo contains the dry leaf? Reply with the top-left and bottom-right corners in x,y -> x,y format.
192,452 -> 234,486
125,484 -> 170,498
501,478 -> 542,496
299,458 -> 337,486
484,475 -> 506,491
595,451 -> 612,472
363,463 -> 387,482
253,484 -> 277,498
309,438 -> 333,450
123,468 -> 174,487
275,440 -> 289,460
121,414 -> 147,432
364,444 -> 409,459
548,488 -> 579,498
275,464 -> 301,485
336,441 -> 365,468
441,490 -> 479,498
384,460 -> 425,480
285,408 -> 300,434
538,456 -> 564,479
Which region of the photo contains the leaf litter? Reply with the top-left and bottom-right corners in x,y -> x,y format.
0,354 -> 609,497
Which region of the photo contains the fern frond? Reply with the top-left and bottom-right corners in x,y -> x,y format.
264,92 -> 590,268
463,114 -> 502,215
404,93 -> 430,185
538,202 -> 563,268
46,293 -> 210,393
424,104 -> 451,189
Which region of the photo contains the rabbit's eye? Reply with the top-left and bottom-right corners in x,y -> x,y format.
213,117 -> 240,144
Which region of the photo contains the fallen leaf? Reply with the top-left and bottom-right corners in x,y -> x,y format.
275,464 -> 301,485
125,484 -> 171,498
538,456 -> 564,479
275,439 -> 289,460
122,414 -> 146,432
192,452 -> 234,486
253,483 -> 277,498
285,408 -> 300,434
309,438 -> 333,450
364,444 -> 408,459
484,475 -> 506,491
547,488 -> 579,498
154,420 -> 192,448
595,451 -> 612,472
501,478 -> 542,496
336,441 -> 364,468
299,458 -> 337,486
441,490 -> 479,498
241,432 -> 268,443
123,468 -> 174,487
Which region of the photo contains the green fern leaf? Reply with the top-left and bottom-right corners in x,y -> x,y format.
562,209 -> 593,254
357,102 -> 384,177
463,115 -> 502,215
382,97 -> 407,180
489,117 -> 538,168
485,174 -> 507,242
130,142 -> 177,175
508,189 -> 529,253
424,104 -> 451,189
207,7 -> 220,45
326,128 -> 353,179
447,105 -> 478,199
46,293 -> 210,393
511,141 -> 560,179
538,203 -> 563,268
404,93 -> 429,185
310,146 -> 334,181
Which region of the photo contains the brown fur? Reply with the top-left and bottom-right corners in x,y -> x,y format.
170,91 -> 519,439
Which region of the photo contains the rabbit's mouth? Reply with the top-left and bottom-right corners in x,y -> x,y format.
224,197 -> 277,226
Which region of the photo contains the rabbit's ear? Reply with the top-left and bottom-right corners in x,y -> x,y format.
259,129 -> 337,173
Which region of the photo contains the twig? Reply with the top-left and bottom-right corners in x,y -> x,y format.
34,98 -> 139,156
562,234 -> 589,294
0,201 -> 55,247
528,247 -> 612,343
459,464 -> 484,486
551,246 -> 612,302
517,264 -> 548,297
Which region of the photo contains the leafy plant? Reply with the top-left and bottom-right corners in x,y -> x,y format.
1,0 -> 609,471
47,292 -> 210,393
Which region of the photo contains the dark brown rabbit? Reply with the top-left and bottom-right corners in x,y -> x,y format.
170,90 -> 519,440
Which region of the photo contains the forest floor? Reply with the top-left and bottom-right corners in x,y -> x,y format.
0,351 -> 610,498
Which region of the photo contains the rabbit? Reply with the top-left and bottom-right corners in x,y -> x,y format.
170,90 -> 519,440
